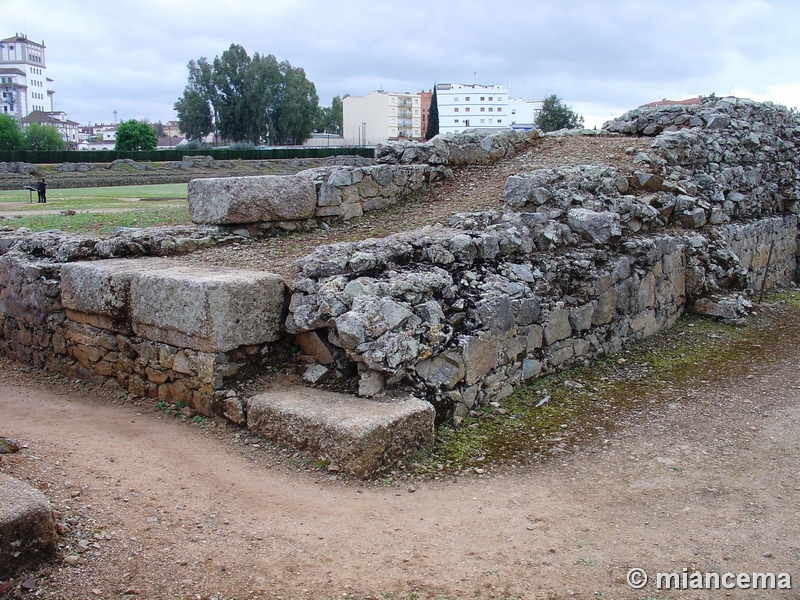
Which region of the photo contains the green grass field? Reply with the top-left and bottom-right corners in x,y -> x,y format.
0,183 -> 192,235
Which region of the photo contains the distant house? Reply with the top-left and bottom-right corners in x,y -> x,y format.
157,136 -> 185,149
78,139 -> 115,151
162,120 -> 181,137
20,110 -> 80,149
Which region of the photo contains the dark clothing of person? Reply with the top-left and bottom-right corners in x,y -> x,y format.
37,180 -> 47,203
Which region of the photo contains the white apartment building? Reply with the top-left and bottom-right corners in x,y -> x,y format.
342,90 -> 421,145
507,98 -> 543,129
0,34 -> 53,120
435,83 -> 509,134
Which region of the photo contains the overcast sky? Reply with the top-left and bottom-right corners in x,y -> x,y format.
4,0 -> 800,129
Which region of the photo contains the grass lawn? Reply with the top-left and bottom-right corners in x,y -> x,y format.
0,183 -> 192,236
0,183 -> 188,208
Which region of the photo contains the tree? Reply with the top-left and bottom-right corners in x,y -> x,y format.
314,96 -> 343,135
535,94 -> 584,132
23,123 -> 65,151
115,119 -> 158,151
425,86 -> 439,140
212,44 -> 253,143
0,114 -> 23,151
152,121 -> 165,138
174,89 -> 213,141
177,44 -> 320,145
269,62 -> 318,145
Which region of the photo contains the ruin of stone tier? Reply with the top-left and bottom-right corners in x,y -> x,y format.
0,96 -> 798,476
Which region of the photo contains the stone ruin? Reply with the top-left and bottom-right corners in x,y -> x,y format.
1,97 -> 798,480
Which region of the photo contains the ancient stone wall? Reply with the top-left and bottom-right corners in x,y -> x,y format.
187,164 -> 450,225
0,252 -> 284,420
284,97 -> 800,421
186,129 -> 542,228
0,97 -> 798,433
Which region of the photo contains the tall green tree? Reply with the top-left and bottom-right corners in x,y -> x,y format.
212,44 -> 253,143
23,123 -> 65,151
177,44 -> 320,145
535,94 -> 584,132
0,114 -> 23,151
115,119 -> 158,151
174,89 -> 213,141
270,62 -> 318,145
425,87 -> 439,140
314,96 -> 343,135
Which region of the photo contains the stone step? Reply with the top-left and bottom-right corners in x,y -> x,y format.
246,388 -> 434,478
0,473 -> 58,578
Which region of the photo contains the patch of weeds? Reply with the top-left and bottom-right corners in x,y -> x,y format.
192,415 -> 205,427
670,466 -> 684,472
314,460 -> 325,469
380,476 -> 394,486
175,401 -> 184,410
154,401 -> 168,412
580,557 -> 596,566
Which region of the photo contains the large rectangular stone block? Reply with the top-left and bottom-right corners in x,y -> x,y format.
61,258 -> 172,333
130,265 -> 286,353
188,175 -> 318,225
246,389 -> 435,478
61,258 -> 287,353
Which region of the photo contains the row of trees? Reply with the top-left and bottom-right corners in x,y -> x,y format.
0,115 -> 67,151
0,114 -> 162,152
174,45 -> 326,146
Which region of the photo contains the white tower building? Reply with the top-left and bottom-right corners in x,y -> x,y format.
0,34 -> 54,121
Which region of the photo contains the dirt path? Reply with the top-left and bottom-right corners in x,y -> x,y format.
2,302 -> 799,599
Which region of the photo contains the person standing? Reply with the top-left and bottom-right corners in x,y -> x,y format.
38,178 -> 47,203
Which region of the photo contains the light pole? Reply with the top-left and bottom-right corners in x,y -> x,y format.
113,109 -> 117,124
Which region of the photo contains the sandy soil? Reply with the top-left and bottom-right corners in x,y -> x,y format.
1,300 -> 799,600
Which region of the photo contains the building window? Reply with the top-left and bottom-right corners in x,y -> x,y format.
465,97 -> 470,101
489,97 -> 493,101
454,119 -> 459,123
488,107 -> 493,112
454,107 -> 459,112
497,119 -> 502,123
480,119 -> 485,123
465,107 -> 470,112
480,96 -> 485,101
497,107 -> 502,112
511,109 -> 516,114
454,97 -> 459,101
489,119 -> 493,124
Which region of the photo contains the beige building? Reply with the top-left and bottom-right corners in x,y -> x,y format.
343,90 -> 421,145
